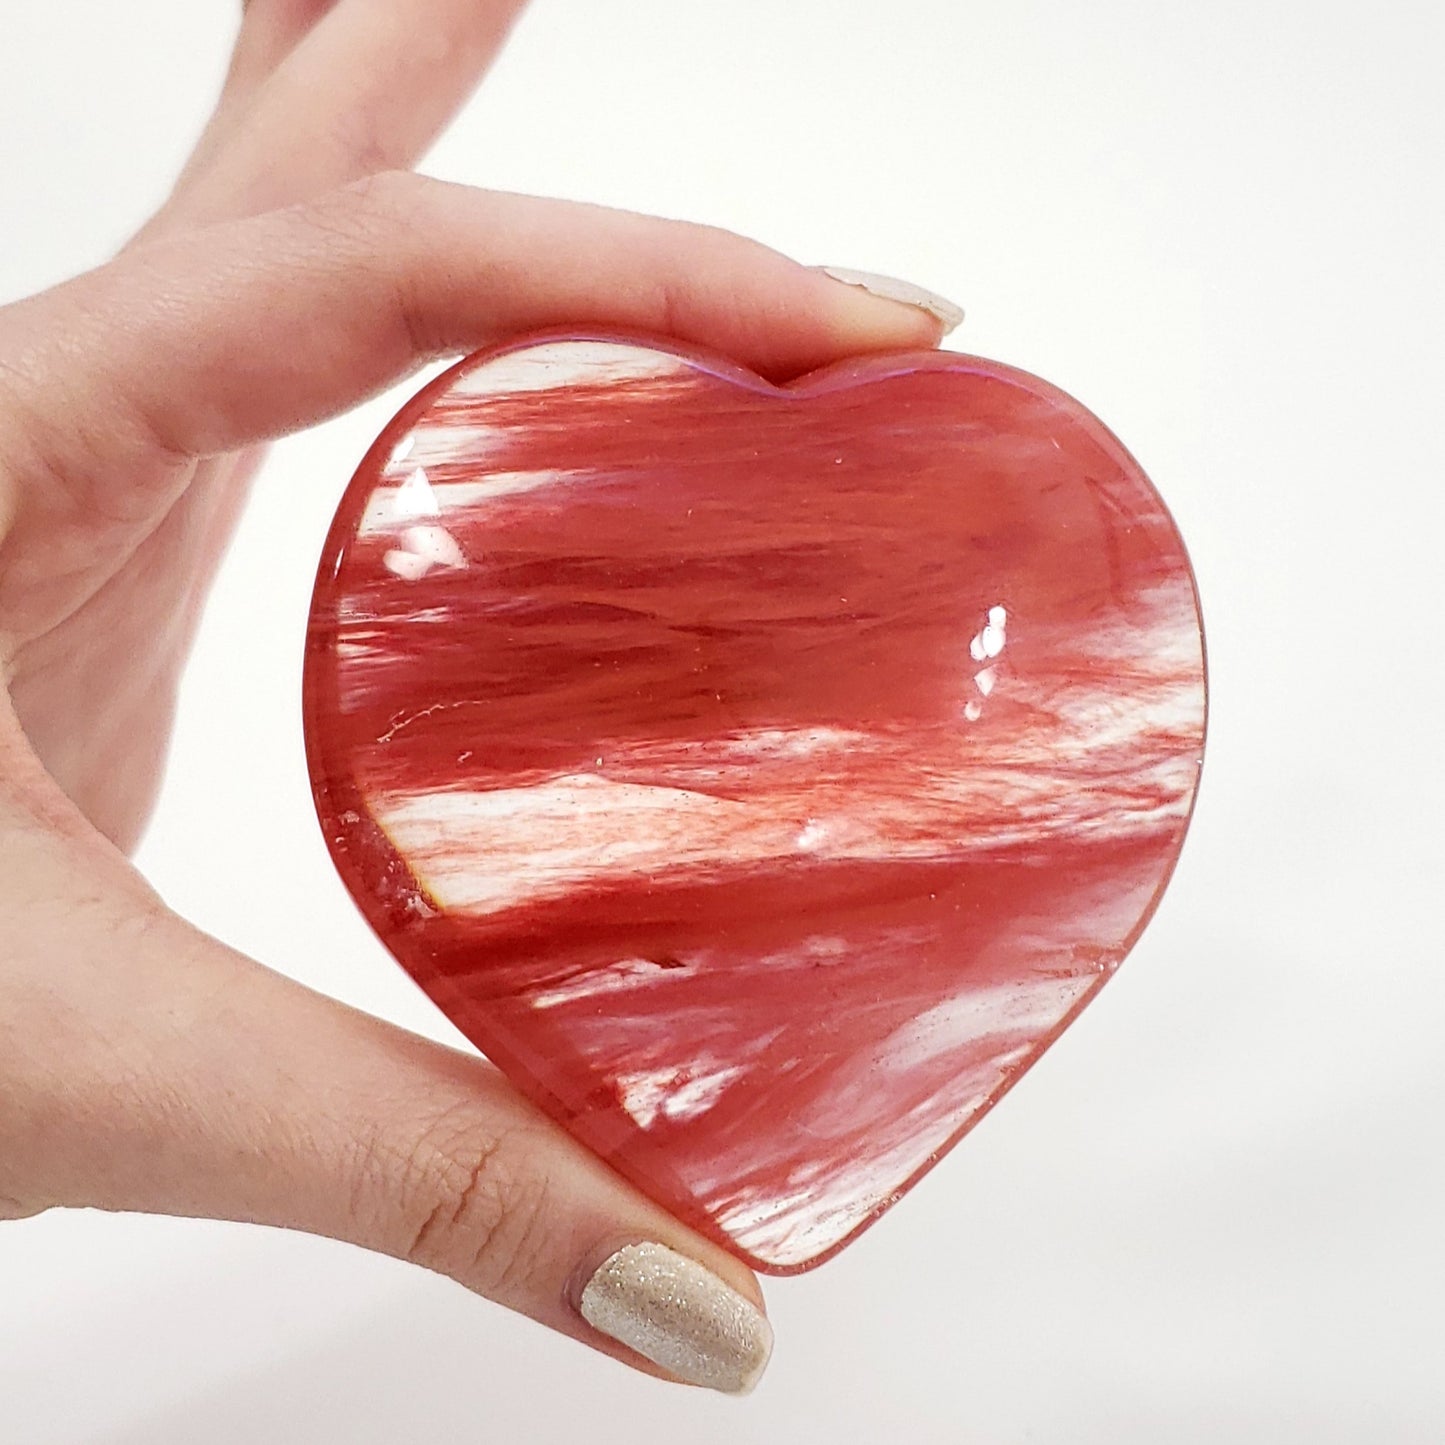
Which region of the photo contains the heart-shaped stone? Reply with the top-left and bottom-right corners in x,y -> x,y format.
303,334 -> 1206,1273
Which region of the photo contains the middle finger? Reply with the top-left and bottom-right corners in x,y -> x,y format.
159,0 -> 531,230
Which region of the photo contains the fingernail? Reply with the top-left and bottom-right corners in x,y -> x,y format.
819,265 -> 965,334
578,1242 -> 773,1395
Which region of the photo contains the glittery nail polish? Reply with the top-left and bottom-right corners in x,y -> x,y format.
579,1243 -> 773,1394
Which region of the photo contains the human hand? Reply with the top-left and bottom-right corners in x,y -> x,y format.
0,0 -> 954,1393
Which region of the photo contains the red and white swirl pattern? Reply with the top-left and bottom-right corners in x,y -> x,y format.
305,336 -> 1206,1272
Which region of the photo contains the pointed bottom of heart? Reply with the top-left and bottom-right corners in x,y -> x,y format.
404,836 -> 1172,1272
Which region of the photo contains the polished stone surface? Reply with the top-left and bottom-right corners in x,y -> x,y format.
303,334 -> 1206,1272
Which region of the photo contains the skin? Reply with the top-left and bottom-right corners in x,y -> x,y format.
0,0 -> 942,1384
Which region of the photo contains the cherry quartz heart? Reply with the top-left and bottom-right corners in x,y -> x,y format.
304,334 -> 1206,1273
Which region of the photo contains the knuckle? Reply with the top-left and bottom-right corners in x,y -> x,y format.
289,171 -> 412,253
325,102 -> 411,188
296,172 -> 438,358
328,169 -> 426,228
384,1105 -> 556,1297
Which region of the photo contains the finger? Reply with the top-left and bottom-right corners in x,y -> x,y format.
0,801 -> 772,1393
161,3 -> 346,225
163,0 -> 531,227
5,172 -> 953,475
227,0 -> 347,96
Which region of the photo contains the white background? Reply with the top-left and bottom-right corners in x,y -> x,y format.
2,2 -> 1443,1440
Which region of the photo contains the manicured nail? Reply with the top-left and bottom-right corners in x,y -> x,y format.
578,1242 -> 773,1395
820,265 -> 965,334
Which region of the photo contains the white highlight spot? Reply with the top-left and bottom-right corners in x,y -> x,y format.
394,466 -> 440,517
381,550 -> 430,581
382,523 -> 468,580
405,525 -> 467,569
968,604 -> 1008,663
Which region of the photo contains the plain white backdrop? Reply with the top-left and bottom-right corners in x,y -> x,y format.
2,2 -> 1442,1440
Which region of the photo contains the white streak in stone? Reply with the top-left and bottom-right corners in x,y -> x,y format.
618,1062 -> 747,1129
360,469 -> 584,535
531,957 -> 693,1009
451,340 -> 689,397
879,977 -> 1095,1076
380,423 -> 506,478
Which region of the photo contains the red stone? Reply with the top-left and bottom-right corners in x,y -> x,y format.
303,334 -> 1206,1272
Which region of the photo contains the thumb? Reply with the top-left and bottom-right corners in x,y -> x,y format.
0,785 -> 773,1395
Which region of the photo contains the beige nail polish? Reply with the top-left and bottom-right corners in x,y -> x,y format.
820,265 -> 965,334
579,1242 -> 773,1395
